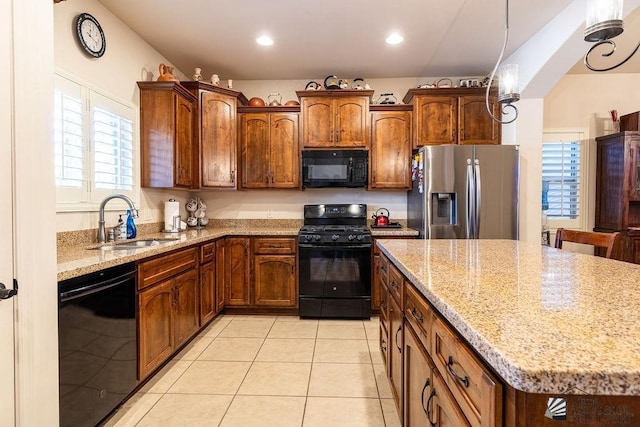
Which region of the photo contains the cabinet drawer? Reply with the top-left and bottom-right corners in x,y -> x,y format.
387,261 -> 403,307
405,284 -> 434,353
137,247 -> 198,291
200,241 -> 216,264
252,237 -> 296,254
432,317 -> 502,427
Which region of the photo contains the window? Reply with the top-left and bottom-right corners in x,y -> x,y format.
542,131 -> 587,230
53,72 -> 138,210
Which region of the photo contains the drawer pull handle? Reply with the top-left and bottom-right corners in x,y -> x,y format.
423,382 -> 436,427
394,326 -> 402,353
447,356 -> 470,388
411,307 -> 424,323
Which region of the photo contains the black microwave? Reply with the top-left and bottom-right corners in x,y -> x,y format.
301,150 -> 368,188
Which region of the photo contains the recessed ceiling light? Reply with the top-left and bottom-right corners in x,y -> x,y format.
386,33 -> 404,45
256,35 -> 274,46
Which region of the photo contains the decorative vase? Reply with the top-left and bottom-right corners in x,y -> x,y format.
157,63 -> 178,82
210,74 -> 220,86
193,67 -> 202,81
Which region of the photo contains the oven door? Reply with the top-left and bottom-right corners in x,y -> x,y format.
298,243 -> 371,318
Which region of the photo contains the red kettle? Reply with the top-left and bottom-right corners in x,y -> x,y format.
372,208 -> 390,226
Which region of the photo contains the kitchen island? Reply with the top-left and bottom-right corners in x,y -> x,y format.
376,238 -> 640,426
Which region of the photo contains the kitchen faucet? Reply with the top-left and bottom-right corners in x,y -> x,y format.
97,194 -> 139,243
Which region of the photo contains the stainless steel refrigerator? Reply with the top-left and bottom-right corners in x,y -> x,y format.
407,145 -> 519,239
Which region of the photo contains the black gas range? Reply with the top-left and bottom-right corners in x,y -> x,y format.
298,204 -> 371,319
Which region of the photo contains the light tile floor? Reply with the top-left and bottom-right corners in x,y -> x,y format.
104,315 -> 400,427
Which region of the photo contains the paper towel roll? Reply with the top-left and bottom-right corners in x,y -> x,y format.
164,200 -> 180,232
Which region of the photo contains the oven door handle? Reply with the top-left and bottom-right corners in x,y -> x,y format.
299,243 -> 371,250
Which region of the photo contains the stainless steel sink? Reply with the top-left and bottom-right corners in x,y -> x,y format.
88,238 -> 179,250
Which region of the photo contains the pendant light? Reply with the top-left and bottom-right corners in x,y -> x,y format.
486,0 -> 520,124
584,0 -> 640,71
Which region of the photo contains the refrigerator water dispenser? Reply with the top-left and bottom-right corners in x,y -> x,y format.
431,193 -> 456,225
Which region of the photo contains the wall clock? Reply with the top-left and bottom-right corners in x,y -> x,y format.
75,13 -> 106,58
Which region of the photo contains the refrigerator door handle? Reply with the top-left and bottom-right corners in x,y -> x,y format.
466,159 -> 474,239
474,159 -> 481,239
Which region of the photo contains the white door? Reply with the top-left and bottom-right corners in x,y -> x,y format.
0,0 -> 16,423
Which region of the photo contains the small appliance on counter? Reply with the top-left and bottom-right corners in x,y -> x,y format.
370,208 -> 402,228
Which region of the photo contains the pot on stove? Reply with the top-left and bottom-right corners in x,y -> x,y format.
372,208 -> 390,226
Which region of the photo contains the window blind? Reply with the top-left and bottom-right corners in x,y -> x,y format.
542,137 -> 581,220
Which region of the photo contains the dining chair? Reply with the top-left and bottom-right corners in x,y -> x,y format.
554,228 -> 620,259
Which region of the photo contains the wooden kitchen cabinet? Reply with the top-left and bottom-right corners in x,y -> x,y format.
403,88 -> 501,147
137,247 -> 200,379
216,239 -> 226,312
224,237 -> 251,306
172,269 -> 199,349
595,132 -> 640,263
297,90 -> 373,147
138,81 -> 197,189
138,279 -> 173,379
239,110 -> 299,189
182,82 -> 247,189
252,237 -> 297,307
388,294 -> 404,414
370,106 -> 412,189
199,241 -> 217,325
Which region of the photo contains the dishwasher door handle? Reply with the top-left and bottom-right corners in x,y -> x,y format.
60,270 -> 136,302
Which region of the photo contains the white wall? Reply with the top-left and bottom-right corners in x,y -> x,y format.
54,0 -> 190,232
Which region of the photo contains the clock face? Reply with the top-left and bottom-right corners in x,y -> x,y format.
76,13 -> 106,58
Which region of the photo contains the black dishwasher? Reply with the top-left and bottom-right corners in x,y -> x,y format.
58,262 -> 137,427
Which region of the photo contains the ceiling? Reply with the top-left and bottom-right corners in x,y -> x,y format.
97,0 -> 640,81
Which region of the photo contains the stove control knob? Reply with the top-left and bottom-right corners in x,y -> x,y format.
331,234 -> 339,241
357,235 -> 364,241
305,235 -> 313,241
314,235 -> 322,241
348,234 -> 356,241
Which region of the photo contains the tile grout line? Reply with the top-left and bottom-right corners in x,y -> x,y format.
216,316 -> 276,426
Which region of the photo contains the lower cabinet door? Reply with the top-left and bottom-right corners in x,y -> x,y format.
138,279 -> 174,379
253,254 -> 297,307
226,237 -> 251,306
173,269 -> 200,349
432,369 -> 471,426
388,296 -> 403,416
200,261 -> 216,325
216,239 -> 226,312
404,323 -> 434,427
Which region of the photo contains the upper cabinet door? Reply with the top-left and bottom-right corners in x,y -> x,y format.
370,111 -> 411,189
302,97 -> 333,147
414,96 -> 456,147
174,95 -> 196,187
269,113 -> 299,188
334,97 -> 368,147
138,81 -> 197,189
201,91 -> 237,188
458,95 -> 500,145
240,113 -> 270,188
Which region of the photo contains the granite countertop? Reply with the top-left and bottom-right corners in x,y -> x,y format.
57,221 -> 417,282
376,238 -> 640,396
57,227 -> 300,281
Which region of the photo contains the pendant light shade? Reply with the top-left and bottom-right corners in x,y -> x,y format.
583,0 -> 640,72
498,64 -> 520,104
585,0 -> 624,41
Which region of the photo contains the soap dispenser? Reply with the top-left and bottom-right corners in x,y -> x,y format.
126,209 -> 137,239
117,215 -> 127,240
